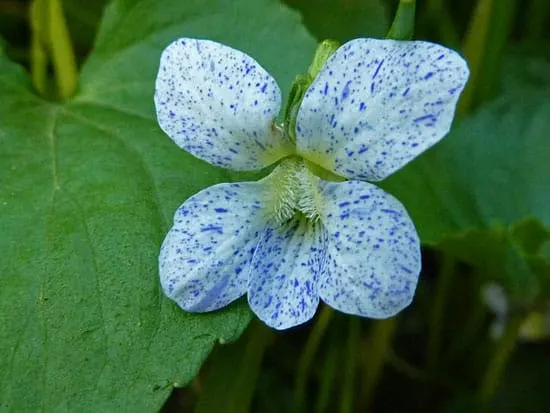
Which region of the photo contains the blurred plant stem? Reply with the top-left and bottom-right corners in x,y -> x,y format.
315,343 -> 338,413
477,313 -> 523,411
339,317 -> 360,413
30,0 -> 77,100
387,349 -> 429,382
458,0 -> 518,117
30,0 -> 48,96
427,254 -> 455,370
443,284 -> 487,362
294,306 -> 333,413
361,318 -> 397,410
194,320 -> 273,413
387,0 -> 415,41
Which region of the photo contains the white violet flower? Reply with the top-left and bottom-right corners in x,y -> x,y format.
154,37 -> 469,329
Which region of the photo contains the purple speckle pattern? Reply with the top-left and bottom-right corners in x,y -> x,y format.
159,182 -> 265,312
296,38 -> 469,181
248,219 -> 327,330
317,180 -> 421,318
155,38 -> 287,171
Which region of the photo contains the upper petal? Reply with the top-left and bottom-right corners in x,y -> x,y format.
296,38 -> 469,181
248,219 -> 326,330
317,180 -> 421,318
155,38 -> 291,171
160,181 -> 267,312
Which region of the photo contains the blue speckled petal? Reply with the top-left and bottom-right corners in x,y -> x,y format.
248,219 -> 327,330
296,38 -> 469,181
155,38 -> 291,171
159,182 -> 267,312
317,180 -> 421,318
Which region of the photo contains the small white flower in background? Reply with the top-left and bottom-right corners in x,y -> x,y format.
482,283 -> 550,341
154,37 -> 469,330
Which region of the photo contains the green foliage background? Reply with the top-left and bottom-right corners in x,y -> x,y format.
1,0 -> 549,412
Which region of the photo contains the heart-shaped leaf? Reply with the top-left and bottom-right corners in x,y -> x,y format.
0,0 -> 316,411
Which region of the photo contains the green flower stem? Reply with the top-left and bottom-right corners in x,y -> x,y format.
29,0 -> 77,100
387,349 -> 430,382
474,0 -> 517,107
316,343 -> 339,413
339,317 -> 361,413
443,288 -> 487,362
457,0 -> 492,117
194,320 -> 273,413
387,349 -> 459,391
30,0 -> 48,96
477,314 -> 524,411
294,306 -> 334,413
49,0 -> 78,100
362,318 -> 397,409
458,0 -> 518,117
427,254 -> 455,370
386,0 -> 416,41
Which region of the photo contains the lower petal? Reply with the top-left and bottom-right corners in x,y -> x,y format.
317,180 -> 421,318
160,182 -> 266,312
248,218 -> 326,329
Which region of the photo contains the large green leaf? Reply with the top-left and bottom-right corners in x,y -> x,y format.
0,0 -> 316,411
